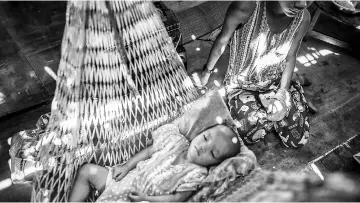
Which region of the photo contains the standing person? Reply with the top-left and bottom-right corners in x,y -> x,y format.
193,1 -> 314,148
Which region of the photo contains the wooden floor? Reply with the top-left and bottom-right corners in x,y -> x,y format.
0,2 -> 65,117
1,1 -> 360,202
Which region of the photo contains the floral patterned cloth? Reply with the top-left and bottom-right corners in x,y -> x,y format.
228,81 -> 310,148
96,124 -> 207,202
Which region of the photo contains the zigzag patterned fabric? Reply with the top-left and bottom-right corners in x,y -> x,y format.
32,1 -> 198,201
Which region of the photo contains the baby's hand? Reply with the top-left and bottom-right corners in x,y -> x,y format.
112,164 -> 130,182
128,191 -> 147,202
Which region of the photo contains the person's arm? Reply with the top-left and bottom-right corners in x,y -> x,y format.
279,10 -> 311,90
113,145 -> 155,181
267,11 -> 311,122
129,191 -> 193,202
205,1 -> 255,73
124,145 -> 154,170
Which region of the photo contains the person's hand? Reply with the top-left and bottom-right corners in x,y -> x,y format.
190,69 -> 211,89
266,99 -> 287,121
266,89 -> 289,122
128,191 -> 147,202
112,164 -> 130,182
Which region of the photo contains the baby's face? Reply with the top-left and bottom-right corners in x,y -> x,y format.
187,125 -> 240,167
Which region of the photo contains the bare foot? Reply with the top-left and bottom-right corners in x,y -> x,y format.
298,75 -> 312,87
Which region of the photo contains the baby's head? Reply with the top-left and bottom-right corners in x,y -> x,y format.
187,124 -> 241,167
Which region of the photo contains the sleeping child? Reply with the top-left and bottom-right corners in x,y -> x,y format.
69,123 -> 242,202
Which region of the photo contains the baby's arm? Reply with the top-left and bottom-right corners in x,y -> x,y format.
113,145 -> 155,181
123,145 -> 154,169
124,124 -> 176,170
129,191 -> 193,202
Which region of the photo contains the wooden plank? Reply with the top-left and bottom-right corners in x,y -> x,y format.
0,2 -> 66,57
0,53 -> 50,117
0,22 -> 19,58
25,45 -> 60,95
310,31 -> 352,51
307,7 -> 321,34
306,2 -> 360,53
0,2 -> 65,117
306,134 -> 360,176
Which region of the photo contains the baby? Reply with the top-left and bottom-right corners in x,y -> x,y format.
69,123 -> 241,202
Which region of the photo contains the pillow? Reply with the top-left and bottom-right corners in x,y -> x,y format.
189,145 -> 256,202
171,88 -> 257,201
172,88 -> 233,141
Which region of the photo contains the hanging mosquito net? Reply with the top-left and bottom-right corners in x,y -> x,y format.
32,1 -> 199,201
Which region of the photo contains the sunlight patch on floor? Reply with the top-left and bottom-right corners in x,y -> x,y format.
297,47 -> 340,67
0,92 -> 6,105
0,178 -> 12,191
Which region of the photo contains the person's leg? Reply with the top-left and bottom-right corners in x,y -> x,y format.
274,82 -> 310,148
227,90 -> 273,144
69,163 -> 109,202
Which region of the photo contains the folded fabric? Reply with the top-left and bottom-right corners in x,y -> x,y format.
9,129 -> 44,184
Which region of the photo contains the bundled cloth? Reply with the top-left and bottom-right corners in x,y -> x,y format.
8,113 -> 50,184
